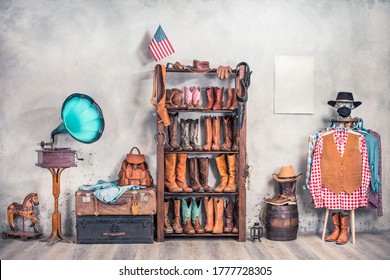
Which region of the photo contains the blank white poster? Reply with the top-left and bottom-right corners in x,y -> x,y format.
274,55 -> 314,114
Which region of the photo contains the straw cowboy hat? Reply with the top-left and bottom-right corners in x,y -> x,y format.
272,165 -> 302,183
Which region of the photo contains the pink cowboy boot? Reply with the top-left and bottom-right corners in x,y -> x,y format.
184,86 -> 194,109
190,86 -> 203,109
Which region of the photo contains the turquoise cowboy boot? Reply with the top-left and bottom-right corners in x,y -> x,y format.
191,197 -> 205,233
181,198 -> 195,234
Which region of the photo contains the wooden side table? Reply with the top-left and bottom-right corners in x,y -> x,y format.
36,149 -> 77,245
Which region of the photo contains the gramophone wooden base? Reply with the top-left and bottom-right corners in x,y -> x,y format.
40,167 -> 74,246
40,211 -> 73,245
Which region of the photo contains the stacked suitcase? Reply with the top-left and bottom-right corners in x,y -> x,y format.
75,187 -> 156,244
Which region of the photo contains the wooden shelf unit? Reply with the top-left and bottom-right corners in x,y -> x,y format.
155,64 -> 248,242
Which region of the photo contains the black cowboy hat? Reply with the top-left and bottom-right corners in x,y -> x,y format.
327,92 -> 362,108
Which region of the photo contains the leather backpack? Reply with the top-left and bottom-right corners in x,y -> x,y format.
118,147 -> 153,187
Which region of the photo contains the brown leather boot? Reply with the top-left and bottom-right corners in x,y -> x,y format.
180,119 -> 193,151
198,157 -> 215,192
231,128 -> 240,151
188,157 -> 204,192
224,154 -> 237,192
205,87 -> 214,110
212,197 -> 224,234
336,214 -> 349,245
325,212 -> 340,242
223,88 -> 234,109
266,181 -> 297,205
176,153 -> 193,193
191,197 -> 204,233
164,124 -> 174,151
172,198 -> 183,233
164,153 -> 182,192
189,119 -> 202,151
214,154 -> 229,192
221,117 -> 232,151
229,88 -> 238,110
223,200 -> 234,233
232,199 -> 239,233
169,113 -> 182,151
212,87 -> 224,110
203,196 -> 214,232
202,116 -> 212,151
182,198 -> 195,234
211,116 -> 221,151
164,200 -> 173,233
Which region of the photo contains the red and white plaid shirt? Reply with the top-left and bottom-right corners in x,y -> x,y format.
309,130 -> 370,210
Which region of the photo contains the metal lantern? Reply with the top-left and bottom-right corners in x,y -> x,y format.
250,222 -> 263,242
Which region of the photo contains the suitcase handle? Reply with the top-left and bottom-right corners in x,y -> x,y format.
111,200 -> 128,205
102,232 -> 126,237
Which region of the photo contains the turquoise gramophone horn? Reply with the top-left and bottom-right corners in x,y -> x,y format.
50,93 -> 105,144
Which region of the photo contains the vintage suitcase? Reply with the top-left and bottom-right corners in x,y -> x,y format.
75,187 -> 156,216
76,215 -> 154,244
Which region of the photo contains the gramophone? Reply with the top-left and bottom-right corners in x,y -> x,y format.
36,93 -> 104,245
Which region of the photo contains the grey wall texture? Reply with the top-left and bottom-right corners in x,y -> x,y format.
1,0 -> 389,237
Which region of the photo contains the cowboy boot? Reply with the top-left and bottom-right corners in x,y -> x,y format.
205,87 -> 214,110
164,153 -> 182,192
181,198 -> 195,234
223,200 -> 234,233
325,212 -> 340,242
212,87 -> 224,110
184,86 -> 194,109
176,153 -> 193,193
265,182 -> 283,204
164,124 -> 174,151
188,157 -> 204,192
221,116 -> 232,151
212,197 -> 224,234
180,119 -> 193,151
191,86 -> 203,109
214,154 -> 229,192
266,181 -> 297,205
203,196 -> 214,232
189,119 -> 202,151
203,116 -> 212,151
164,200 -> 173,234
223,88 -> 234,109
171,88 -> 185,108
169,113 -> 182,151
336,214 -> 349,245
211,116 -> 221,151
191,197 -> 204,233
172,198 -> 183,233
229,88 -> 238,110
223,154 -> 237,192
232,199 -> 239,233
198,157 -> 215,192
231,127 -> 240,151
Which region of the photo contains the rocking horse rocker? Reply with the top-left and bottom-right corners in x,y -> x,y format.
2,193 -> 42,241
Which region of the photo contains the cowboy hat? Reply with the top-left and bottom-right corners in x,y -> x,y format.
272,165 -> 302,182
327,92 -> 362,108
187,60 -> 212,73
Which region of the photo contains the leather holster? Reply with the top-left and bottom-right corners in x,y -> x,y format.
234,79 -> 248,129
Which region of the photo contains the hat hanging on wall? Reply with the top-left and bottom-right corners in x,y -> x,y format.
272,165 -> 302,183
327,92 -> 362,109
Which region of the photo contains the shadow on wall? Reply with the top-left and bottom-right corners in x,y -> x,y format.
137,31 -> 154,66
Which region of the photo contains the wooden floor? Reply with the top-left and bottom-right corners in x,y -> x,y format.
1,232 -> 389,260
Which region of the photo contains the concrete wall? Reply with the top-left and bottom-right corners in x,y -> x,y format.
1,0 -> 389,236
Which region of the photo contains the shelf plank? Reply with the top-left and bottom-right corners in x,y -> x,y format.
164,150 -> 239,154
164,192 -> 238,197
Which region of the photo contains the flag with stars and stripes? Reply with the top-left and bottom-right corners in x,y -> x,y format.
148,25 -> 175,62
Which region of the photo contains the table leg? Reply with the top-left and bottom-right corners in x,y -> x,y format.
40,168 -> 74,245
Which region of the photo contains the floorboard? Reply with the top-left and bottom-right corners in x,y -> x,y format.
1,232 -> 389,260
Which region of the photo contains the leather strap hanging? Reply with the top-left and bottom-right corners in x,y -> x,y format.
151,64 -> 170,126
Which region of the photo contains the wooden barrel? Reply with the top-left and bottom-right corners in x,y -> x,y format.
265,204 -> 299,241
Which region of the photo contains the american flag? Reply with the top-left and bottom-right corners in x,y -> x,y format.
148,25 -> 175,62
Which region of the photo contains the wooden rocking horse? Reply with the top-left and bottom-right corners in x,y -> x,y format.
2,193 -> 42,241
